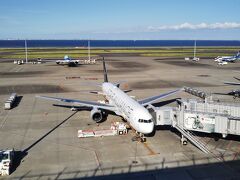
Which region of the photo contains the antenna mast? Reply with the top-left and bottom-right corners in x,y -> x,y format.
88,40 -> 90,61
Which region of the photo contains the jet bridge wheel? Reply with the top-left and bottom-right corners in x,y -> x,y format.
181,135 -> 188,145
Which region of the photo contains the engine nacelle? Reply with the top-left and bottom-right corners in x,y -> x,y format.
90,108 -> 105,123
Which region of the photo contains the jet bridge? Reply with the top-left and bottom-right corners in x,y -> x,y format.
150,98 -> 240,154
177,98 -> 240,138
152,99 -> 240,138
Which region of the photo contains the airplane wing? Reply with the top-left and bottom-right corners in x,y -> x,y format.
234,77 -> 240,81
138,89 -> 181,106
224,81 -> 240,86
36,95 -> 115,111
213,92 -> 232,96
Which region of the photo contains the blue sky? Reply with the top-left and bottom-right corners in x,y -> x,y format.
0,0 -> 240,40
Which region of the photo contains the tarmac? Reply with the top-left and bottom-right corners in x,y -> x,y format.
0,57 -> 240,179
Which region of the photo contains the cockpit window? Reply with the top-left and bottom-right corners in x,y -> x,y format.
138,119 -> 152,123
0,153 -> 8,161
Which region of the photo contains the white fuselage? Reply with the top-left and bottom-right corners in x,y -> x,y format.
102,82 -> 154,134
215,56 -> 237,62
56,59 -> 79,65
214,56 -> 231,62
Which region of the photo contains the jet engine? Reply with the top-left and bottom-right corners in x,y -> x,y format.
90,108 -> 106,123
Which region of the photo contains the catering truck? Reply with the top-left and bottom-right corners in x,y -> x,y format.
0,149 -> 14,176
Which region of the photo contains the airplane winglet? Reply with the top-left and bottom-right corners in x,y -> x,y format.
234,77 -> 240,81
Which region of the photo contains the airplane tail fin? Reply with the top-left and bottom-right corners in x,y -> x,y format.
103,57 -> 108,82
64,55 -> 70,60
102,57 -> 127,87
236,51 -> 240,58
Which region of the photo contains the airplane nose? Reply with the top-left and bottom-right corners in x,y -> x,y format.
139,123 -> 154,134
148,123 -> 154,133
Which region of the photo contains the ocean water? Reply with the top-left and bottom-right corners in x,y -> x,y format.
0,40 -> 240,48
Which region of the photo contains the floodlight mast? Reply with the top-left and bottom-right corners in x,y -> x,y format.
25,39 -> 28,63
193,40 -> 196,59
88,40 -> 90,62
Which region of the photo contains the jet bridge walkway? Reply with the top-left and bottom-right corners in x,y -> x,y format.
174,125 -> 210,154
150,97 -> 240,156
174,124 -> 223,160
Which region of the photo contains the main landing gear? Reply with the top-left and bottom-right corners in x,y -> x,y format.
132,132 -> 146,142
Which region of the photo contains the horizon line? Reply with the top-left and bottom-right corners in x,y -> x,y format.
1,39 -> 240,41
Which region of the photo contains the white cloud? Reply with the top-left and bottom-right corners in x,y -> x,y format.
148,22 -> 240,31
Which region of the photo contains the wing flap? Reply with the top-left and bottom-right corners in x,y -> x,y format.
36,95 -> 115,111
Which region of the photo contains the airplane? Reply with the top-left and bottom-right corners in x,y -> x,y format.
36,58 -> 180,142
214,51 -> 240,63
214,90 -> 240,99
224,77 -> 240,86
56,55 -> 80,67
215,77 -> 240,99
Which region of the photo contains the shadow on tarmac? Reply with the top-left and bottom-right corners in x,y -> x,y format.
11,111 -> 78,175
10,99 -> 240,178
12,95 -> 23,108
11,157 -> 240,180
